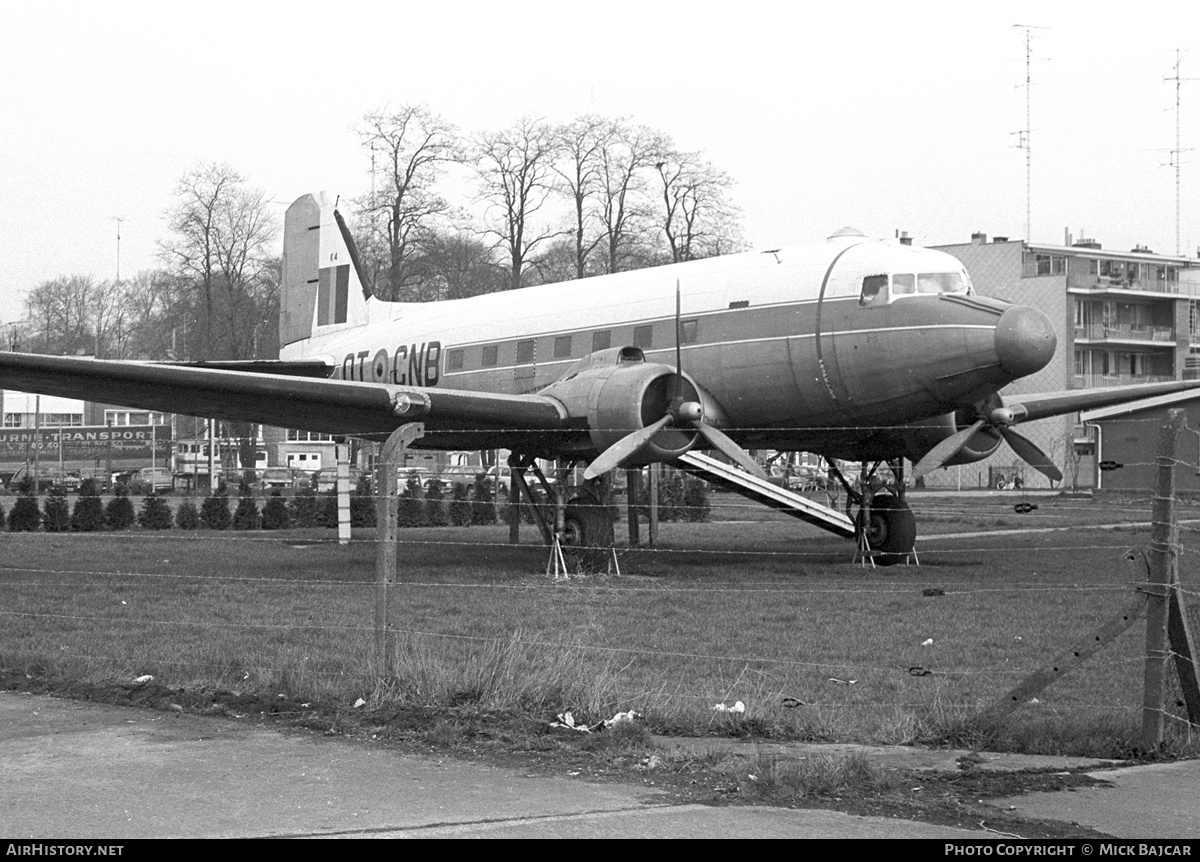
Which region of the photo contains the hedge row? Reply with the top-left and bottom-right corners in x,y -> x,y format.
1,474 -> 709,533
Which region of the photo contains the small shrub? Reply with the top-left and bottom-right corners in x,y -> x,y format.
471,475 -> 497,525
8,495 -> 40,532
232,483 -> 261,530
425,479 -> 447,527
288,486 -> 319,528
261,493 -> 291,530
175,498 -> 201,530
200,492 -> 231,530
317,489 -> 338,528
398,475 -> 425,527
138,495 -> 173,530
449,482 -> 472,527
42,487 -> 71,533
350,475 -> 376,527
682,478 -> 711,522
104,487 -> 135,531
71,480 -> 104,532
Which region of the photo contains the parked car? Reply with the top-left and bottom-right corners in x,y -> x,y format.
129,467 -> 174,495
251,467 -> 307,496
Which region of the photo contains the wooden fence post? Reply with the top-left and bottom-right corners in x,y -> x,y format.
1142,408 -> 1184,751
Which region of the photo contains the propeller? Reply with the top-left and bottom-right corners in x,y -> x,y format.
584,282 -> 766,482
911,399 -> 1063,483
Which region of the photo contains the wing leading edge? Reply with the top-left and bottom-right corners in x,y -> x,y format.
0,352 -> 570,449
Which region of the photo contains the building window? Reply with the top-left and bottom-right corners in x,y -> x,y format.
3,413 -> 24,428
104,411 -> 167,426
286,429 -> 334,442
553,335 -> 572,358
633,325 -> 654,349
481,344 -> 499,367
592,330 -> 611,352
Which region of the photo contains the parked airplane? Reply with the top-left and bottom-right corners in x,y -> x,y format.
3,191 -> 1199,562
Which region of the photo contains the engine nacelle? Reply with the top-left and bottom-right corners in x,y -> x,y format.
901,408 -> 1003,467
540,347 -> 728,466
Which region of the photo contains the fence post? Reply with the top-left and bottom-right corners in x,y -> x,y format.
374,423 -> 425,673
1142,408 -> 1184,751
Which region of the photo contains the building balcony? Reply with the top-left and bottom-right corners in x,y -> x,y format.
1072,373 -> 1175,388
1073,324 -> 1175,343
1067,272 -> 1179,295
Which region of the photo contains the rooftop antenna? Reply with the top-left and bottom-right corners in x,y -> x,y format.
1012,23 -> 1049,243
112,216 -> 124,284
1164,49 -> 1196,256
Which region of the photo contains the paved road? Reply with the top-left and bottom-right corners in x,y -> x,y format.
0,692 -> 987,839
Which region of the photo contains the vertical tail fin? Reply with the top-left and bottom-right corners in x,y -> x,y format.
280,192 -> 372,349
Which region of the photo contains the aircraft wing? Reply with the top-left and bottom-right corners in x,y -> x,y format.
0,352 -> 569,445
1007,378 -> 1200,422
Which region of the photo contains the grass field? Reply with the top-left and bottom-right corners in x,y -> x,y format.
3,489 -> 1199,760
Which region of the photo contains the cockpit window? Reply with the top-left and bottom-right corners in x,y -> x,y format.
860,274 -> 887,305
891,273 -> 915,296
917,271 -> 971,295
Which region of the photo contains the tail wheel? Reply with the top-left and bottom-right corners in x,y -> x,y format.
856,493 -> 917,566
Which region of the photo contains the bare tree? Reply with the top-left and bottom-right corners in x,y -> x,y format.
21,275 -> 99,355
420,231 -> 506,299
654,148 -> 742,263
355,105 -> 462,301
553,115 -> 610,279
596,120 -> 665,273
474,117 -> 565,290
160,163 -> 279,360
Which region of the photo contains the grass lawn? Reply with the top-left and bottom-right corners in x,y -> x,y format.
2,490 -> 1198,759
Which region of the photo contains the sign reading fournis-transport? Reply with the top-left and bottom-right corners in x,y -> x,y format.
0,426 -> 172,460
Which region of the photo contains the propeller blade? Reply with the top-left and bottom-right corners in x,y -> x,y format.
695,422 -> 768,479
671,279 -> 683,403
584,415 -> 673,480
1001,427 -> 1063,482
911,419 -> 986,481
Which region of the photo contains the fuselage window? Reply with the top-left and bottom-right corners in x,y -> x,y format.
446,348 -> 465,372
592,330 -> 612,352
681,319 -> 699,344
481,344 -> 498,367
917,272 -> 967,294
633,325 -> 654,349
554,335 -> 572,358
891,273 -> 915,296
516,339 -> 535,364
860,274 -> 888,305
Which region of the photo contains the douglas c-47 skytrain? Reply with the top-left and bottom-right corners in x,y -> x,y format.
4,192 -> 1200,563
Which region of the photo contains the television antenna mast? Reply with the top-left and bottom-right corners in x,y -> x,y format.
1164,49 -> 1196,256
1012,23 -> 1049,243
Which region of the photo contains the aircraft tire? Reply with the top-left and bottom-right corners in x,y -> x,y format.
562,501 -> 615,549
856,493 -> 917,566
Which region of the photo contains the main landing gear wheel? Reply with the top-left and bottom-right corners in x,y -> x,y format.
559,494 -> 617,575
855,493 -> 917,567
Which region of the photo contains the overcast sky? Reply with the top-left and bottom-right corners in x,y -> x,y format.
2,2 -> 1198,325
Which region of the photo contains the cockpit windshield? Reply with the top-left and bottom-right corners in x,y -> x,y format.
859,269 -> 973,305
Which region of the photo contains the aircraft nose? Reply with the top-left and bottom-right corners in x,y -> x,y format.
994,304 -> 1056,379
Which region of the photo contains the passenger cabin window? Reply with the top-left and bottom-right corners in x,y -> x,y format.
681,320 -> 699,344
554,335 -> 572,358
481,344 -> 498,367
516,339 -> 535,364
446,348 -> 465,372
633,325 -> 654,349
592,330 -> 611,352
